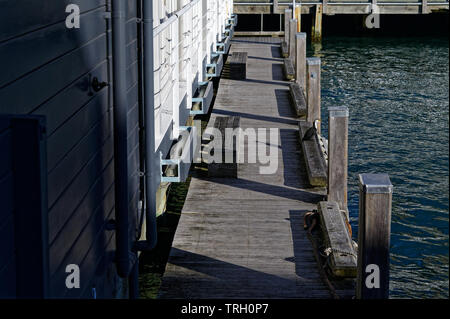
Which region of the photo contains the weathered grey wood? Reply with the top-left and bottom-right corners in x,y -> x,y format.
422,0 -> 428,13
328,106 -> 348,212
159,38 -> 355,299
318,201 -> 357,278
284,9 -> 292,43
323,0 -> 329,14
356,174 -> 393,299
289,19 -> 297,59
294,4 -> 301,32
234,2 -> 449,15
295,33 -> 307,90
283,58 -> 295,81
311,4 -> 323,43
299,121 -> 327,187
208,116 -> 241,178
229,52 -> 248,80
230,52 -> 248,65
273,0 -> 279,14
281,41 -> 289,58
306,57 -> 321,134
289,83 -> 307,117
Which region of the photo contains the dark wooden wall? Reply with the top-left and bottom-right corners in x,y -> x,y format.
0,0 -> 142,298
0,120 -> 16,297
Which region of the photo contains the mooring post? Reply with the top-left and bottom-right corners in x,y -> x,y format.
356,174 -> 393,299
295,33 -> 307,90
306,57 -> 321,133
422,0 -> 429,14
284,9 -> 292,44
311,4 -> 323,43
289,19 -> 297,60
295,4 -> 301,32
328,106 -> 348,214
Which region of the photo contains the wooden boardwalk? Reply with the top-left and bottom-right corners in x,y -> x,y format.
158,37 -> 346,299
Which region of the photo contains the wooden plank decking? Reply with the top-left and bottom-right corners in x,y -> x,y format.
158,37 -> 348,299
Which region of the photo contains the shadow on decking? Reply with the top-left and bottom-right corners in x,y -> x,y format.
271,45 -> 281,58
288,210 -> 327,282
208,177 -> 325,203
231,39 -> 280,46
160,247 -> 313,298
248,55 -> 281,62
237,78 -> 288,86
212,109 -> 298,126
275,89 -> 295,118
272,63 -> 284,81
280,129 -> 311,189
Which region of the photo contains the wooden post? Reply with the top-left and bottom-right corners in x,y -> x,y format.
306,57 -> 321,134
284,9 -> 292,44
311,4 -> 323,43
295,4 -> 301,32
273,0 -> 279,14
295,33 -> 307,90
327,106 -> 348,213
356,174 -> 393,299
422,0 -> 428,14
289,19 -> 297,60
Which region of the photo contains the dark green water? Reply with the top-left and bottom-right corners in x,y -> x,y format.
314,37 -> 449,299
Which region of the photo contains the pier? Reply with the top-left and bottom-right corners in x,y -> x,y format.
159,37 -> 345,298
159,35 -> 361,298
157,1 -> 396,297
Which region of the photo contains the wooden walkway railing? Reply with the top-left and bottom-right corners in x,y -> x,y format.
232,0 -> 449,37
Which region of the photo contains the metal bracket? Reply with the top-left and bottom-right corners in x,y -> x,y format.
216,42 -> 226,55
206,54 -> 223,78
160,126 -> 196,183
190,81 -> 214,116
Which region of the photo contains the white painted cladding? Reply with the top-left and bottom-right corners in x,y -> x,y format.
153,0 -> 233,150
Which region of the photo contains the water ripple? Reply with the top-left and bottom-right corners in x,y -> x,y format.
313,37 -> 449,299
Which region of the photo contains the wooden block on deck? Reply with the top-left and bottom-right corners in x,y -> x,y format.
281,41 -> 289,58
299,121 -> 327,187
318,201 -> 357,278
229,52 -> 247,80
208,116 -> 241,178
289,83 -> 307,117
283,58 -> 295,81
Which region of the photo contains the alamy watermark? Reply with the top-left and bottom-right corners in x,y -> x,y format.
171,120 -> 280,175
65,4 -> 80,29
65,264 -> 80,289
365,4 -> 380,29
365,264 -> 381,289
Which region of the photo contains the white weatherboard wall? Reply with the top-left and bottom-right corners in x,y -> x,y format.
153,0 -> 233,151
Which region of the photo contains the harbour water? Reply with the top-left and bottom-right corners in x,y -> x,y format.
315,37 -> 449,298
